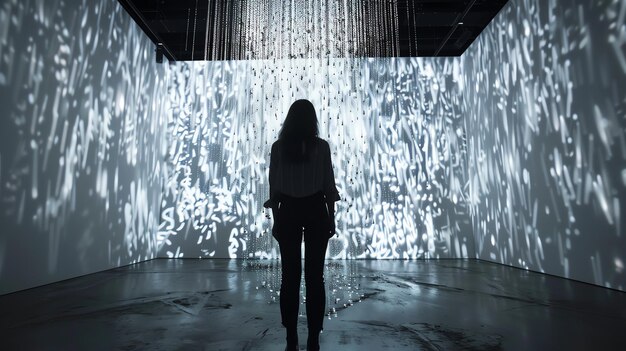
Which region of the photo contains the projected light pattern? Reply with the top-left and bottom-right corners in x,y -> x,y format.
0,0 -> 171,294
158,57 -> 474,260
2,0 -> 624,297
463,0 -> 626,289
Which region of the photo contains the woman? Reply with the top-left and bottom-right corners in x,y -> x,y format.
264,99 -> 340,351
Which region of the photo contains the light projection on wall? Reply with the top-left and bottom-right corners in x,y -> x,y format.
462,0 -> 626,290
0,0 -> 171,294
158,57 -> 474,260
1,0 -> 624,296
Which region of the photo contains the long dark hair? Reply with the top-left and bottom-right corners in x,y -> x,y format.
278,99 -> 319,163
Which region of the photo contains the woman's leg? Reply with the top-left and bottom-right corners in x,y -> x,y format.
279,231 -> 302,333
303,227 -> 329,334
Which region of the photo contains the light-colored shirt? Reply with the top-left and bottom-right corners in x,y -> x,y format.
267,138 -> 340,206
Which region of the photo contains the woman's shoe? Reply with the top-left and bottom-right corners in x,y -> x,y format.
286,328 -> 299,350
306,331 -> 320,351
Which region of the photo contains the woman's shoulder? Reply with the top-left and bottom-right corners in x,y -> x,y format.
314,137 -> 330,148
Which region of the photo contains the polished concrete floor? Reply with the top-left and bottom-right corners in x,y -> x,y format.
1,259 -> 625,350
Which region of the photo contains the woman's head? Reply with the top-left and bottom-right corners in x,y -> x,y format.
279,99 -> 319,141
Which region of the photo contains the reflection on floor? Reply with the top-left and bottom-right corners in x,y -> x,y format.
1,259 -> 625,350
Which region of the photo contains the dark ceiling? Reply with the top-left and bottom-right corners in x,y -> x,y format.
118,0 -> 508,61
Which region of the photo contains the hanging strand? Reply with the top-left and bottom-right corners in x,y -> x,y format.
204,0 -> 211,61
191,0 -> 198,60
185,8 -> 190,52
194,0 -> 405,61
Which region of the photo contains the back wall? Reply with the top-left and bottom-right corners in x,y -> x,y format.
157,57 -> 475,260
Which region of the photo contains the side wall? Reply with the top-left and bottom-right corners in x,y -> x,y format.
463,0 -> 626,290
0,0 -> 171,294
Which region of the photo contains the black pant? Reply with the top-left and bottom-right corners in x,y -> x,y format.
277,191 -> 329,333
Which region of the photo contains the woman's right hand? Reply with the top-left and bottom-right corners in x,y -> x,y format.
271,206 -> 281,241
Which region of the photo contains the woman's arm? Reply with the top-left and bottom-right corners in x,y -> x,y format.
268,142 -> 281,238
325,200 -> 336,236
323,141 -> 340,237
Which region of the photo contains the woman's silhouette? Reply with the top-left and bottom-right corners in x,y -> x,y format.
264,99 -> 340,351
